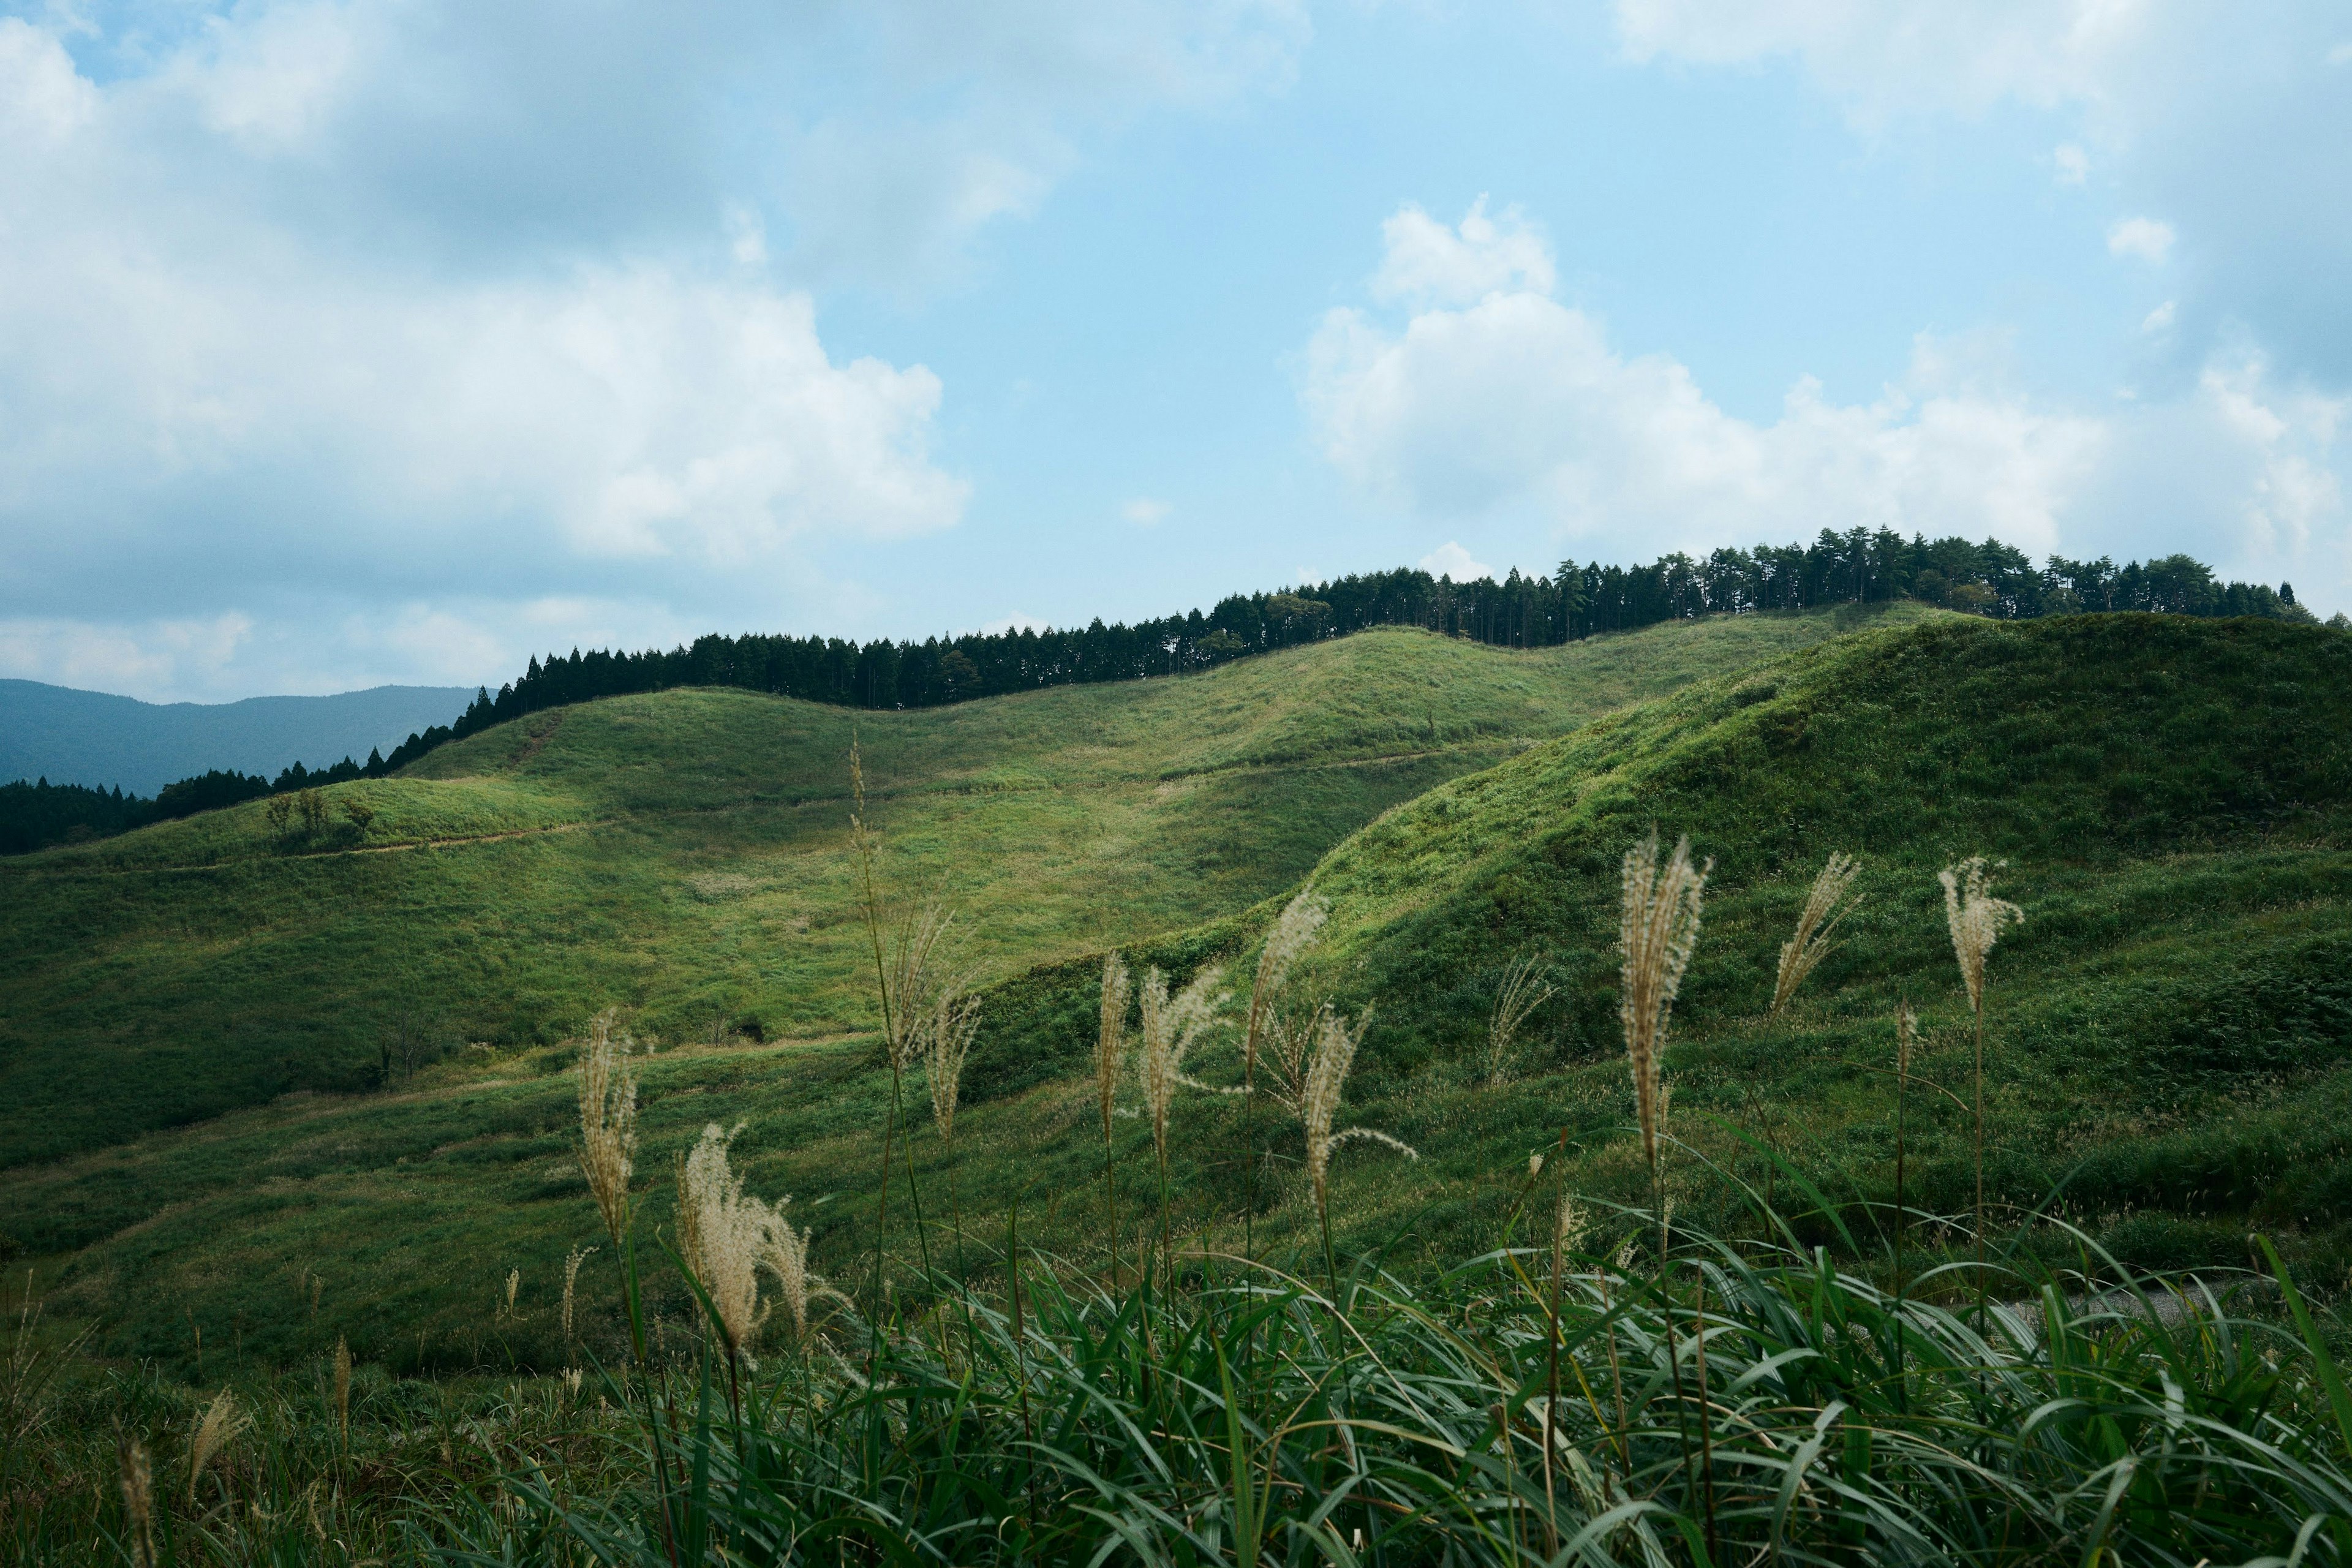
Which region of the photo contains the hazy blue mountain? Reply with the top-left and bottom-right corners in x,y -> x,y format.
0,680 -> 475,795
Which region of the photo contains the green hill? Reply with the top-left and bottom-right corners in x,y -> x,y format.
18,606 -> 2352,1380
0,606 -> 1915,1178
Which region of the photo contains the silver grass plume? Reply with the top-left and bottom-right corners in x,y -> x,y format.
925,984 -> 982,1144
1896,998 -> 1918,1079
1302,1007 -> 1416,1219
333,1336 -> 352,1446
1486,953 -> 1556,1086
1770,851 -> 1864,1016
1137,964 -> 1230,1164
1244,889 -> 1327,1084
561,1246 -> 595,1342
765,1205 -> 850,1344
1096,952 -> 1132,1147
118,1433 -> 155,1568
1620,832 -> 1709,1168
884,902 -> 956,1071
576,1009 -> 638,1246
678,1123 -> 781,1357
1939,856 -> 2024,1014
187,1389 -> 249,1502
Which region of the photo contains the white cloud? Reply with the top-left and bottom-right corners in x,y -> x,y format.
1417,541 -> 1494,582
1305,202 -> 2350,605
0,1 -> 1311,696
1611,0 -> 2149,123
2107,216 -> 2176,263
1123,497 -> 1172,526
0,613 -> 256,701
2328,42 -> 2352,67
2141,300 -> 2177,334
1371,197 -> 1553,307
2052,142 -> 2090,184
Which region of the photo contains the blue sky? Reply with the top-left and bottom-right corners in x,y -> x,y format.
1,1 -> 2346,699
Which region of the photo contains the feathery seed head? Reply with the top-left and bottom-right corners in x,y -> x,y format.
677,1122 -> 777,1356
763,1207 -> 849,1344
1096,952 -> 1132,1142
576,1009 -> 638,1246
1620,831 -> 1709,1167
1528,1152 -> 1544,1180
1486,952 -> 1556,1086
925,985 -> 982,1142
560,1246 -> 595,1342
1896,998 -> 1918,1078
883,902 -> 956,1069
503,1268 -> 519,1316
1939,856 -> 2024,1014
1245,889 -> 1327,1080
1771,851 -> 1863,1016
118,1433 -> 155,1568
187,1390 -> 249,1501
1137,965 -> 1229,1160
1301,1008 -> 1416,1218
333,1337 -> 352,1442
1555,1191 -> 1586,1256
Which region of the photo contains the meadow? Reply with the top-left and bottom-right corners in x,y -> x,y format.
8,605 -> 2352,1564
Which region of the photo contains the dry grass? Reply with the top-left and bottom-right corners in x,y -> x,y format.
924,985 -> 982,1144
1484,952 -> 1556,1085
1298,1006 -> 1416,1263
1619,832 -> 1708,1172
576,1009 -> 638,1247
1136,965 -> 1230,1166
1770,851 -> 1863,1016
1939,856 -> 2024,1014
186,1389 -> 249,1502
677,1123 -> 777,1356
1243,889 -> 1327,1085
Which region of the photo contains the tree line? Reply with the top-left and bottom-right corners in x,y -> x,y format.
2,531 -> 2326,854
440,530 -> 2316,726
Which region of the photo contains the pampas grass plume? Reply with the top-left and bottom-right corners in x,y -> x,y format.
333,1336 -> 352,1446
1770,851 -> 1863,1016
1137,964 -> 1229,1161
1096,952 -> 1131,1144
925,986 -> 982,1142
1245,889 -> 1327,1081
118,1433 -> 155,1568
1302,1007 -> 1415,1219
187,1389 -> 249,1501
561,1246 -> 594,1343
576,1009 -> 638,1246
1486,953 -> 1556,1085
1939,856 -> 2024,1014
1620,832 -> 1709,1166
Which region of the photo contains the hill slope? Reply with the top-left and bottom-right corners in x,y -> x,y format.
0,606 -> 1918,1175
20,609 -> 2352,1377
0,679 -> 473,794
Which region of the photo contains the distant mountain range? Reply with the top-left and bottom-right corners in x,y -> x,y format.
0,679 -> 475,796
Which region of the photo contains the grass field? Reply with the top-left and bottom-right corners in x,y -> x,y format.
12,606 -> 2352,1396
0,609 -> 1930,1177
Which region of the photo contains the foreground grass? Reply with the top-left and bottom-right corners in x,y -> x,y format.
0,607 -> 1929,1172
16,1204 -> 2352,1566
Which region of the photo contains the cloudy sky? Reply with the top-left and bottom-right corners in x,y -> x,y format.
1,1 -> 2346,699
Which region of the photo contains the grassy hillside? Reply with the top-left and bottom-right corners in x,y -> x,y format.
18,608 -> 2352,1383
0,606 -> 1917,1176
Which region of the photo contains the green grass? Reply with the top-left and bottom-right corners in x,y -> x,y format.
13,608 -> 2352,1397
0,605 -> 1925,1175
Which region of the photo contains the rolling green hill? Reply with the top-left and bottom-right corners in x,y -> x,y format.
0,606 -> 1921,1179
17,607 -> 2352,1382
